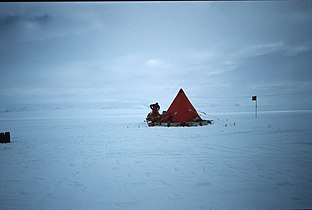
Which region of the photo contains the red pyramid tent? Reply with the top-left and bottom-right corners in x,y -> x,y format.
161,89 -> 202,123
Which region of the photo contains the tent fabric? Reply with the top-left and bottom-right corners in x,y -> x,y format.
161,89 -> 202,123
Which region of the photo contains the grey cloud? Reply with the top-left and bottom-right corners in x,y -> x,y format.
0,14 -> 50,26
0,15 -> 20,27
0,2 -> 312,112
30,14 -> 50,25
232,42 -> 312,60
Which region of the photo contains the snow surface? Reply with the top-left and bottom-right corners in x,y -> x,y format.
1,109 -> 312,210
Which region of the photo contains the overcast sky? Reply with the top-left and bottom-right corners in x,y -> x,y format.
1,1 -> 312,112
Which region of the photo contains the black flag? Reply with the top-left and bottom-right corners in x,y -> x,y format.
252,96 -> 257,101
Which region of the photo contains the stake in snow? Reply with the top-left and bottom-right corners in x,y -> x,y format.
146,88 -> 213,127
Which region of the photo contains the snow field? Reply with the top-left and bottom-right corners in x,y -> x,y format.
1,110 -> 312,209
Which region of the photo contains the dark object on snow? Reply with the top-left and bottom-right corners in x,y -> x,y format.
146,102 -> 162,126
0,132 -> 4,143
4,132 -> 10,143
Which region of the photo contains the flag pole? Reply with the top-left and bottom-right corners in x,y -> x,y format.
252,96 -> 257,118
255,97 -> 257,118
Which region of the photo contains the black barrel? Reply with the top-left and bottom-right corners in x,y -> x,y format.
0,132 -> 4,143
4,132 -> 10,143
